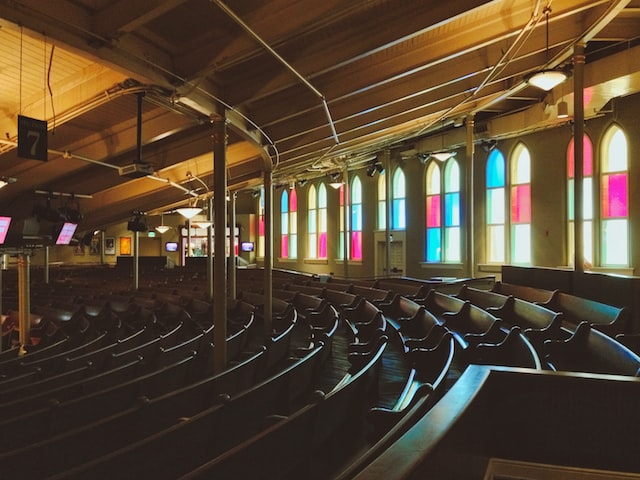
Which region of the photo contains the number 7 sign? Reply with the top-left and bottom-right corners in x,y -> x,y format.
17,115 -> 48,161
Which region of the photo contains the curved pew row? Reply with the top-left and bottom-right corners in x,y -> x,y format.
351,365 -> 640,479
455,285 -> 640,376
41,340 -> 333,480
0,301 -> 302,478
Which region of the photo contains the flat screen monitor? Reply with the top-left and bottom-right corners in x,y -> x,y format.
165,241 -> 178,252
241,241 -> 254,252
0,216 -> 11,245
55,222 -> 78,245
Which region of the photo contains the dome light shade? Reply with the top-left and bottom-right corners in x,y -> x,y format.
525,69 -> 568,91
155,225 -> 171,234
430,150 -> 456,162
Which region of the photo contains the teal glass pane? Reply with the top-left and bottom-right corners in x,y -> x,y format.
308,210 -> 316,233
426,228 -> 441,262
511,224 -> 531,264
281,190 -> 288,212
318,184 -> 327,207
392,199 -> 406,229
445,192 -> 459,226
351,204 -> 362,230
351,176 -> 362,203
445,160 -> 460,192
486,150 -> 505,188
602,219 -> 627,265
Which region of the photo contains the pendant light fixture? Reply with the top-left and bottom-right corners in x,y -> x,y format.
155,212 -> 171,234
525,6 -> 568,91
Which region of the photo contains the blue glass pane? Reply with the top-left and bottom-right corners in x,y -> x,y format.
445,192 -> 460,226
392,199 -> 406,229
351,204 -> 362,230
281,190 -> 288,212
486,150 -> 505,188
427,228 -> 441,262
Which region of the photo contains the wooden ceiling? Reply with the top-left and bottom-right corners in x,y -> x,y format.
1,0 -> 640,235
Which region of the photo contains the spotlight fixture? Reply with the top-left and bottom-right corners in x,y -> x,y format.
251,190 -> 261,198
525,6 -> 568,91
482,139 -> 498,153
127,210 -> 148,232
366,161 -> 385,177
297,178 -> 308,187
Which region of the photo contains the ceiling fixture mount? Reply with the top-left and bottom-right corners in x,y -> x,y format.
155,212 -> 171,234
525,6 -> 568,91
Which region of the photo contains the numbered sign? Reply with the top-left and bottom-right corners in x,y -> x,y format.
17,115 -> 48,161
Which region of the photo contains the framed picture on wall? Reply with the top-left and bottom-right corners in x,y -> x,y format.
105,237 -> 116,255
89,237 -> 100,255
119,236 -> 132,256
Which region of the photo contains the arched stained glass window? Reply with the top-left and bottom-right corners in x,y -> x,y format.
392,168 -> 406,230
486,150 -> 506,262
511,144 -> 531,264
377,172 -> 386,229
601,125 -> 628,266
280,188 -> 297,258
258,186 -> 265,258
567,135 -> 593,266
307,183 -> 327,259
426,159 -> 460,262
351,176 -> 363,260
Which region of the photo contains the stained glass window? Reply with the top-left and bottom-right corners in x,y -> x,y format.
378,172 -> 386,229
486,150 -> 506,262
601,125 -> 628,266
280,188 -> 297,258
511,144 -> 531,264
392,168 -> 406,230
351,176 -> 363,260
567,135 -> 593,265
426,160 -> 460,262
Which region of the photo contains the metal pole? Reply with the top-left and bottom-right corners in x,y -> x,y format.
17,253 -> 30,355
229,192 -> 237,300
263,171 -> 273,337
44,246 -> 50,284
384,150 -> 392,277
133,230 -> 139,290
574,43 -> 586,274
207,197 -> 214,301
212,118 -> 228,373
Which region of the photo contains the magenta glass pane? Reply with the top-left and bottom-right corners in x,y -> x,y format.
603,173 -> 628,218
339,185 -> 344,206
426,196 -> 441,227
281,235 -> 288,258
511,184 -> 531,223
290,189 -> 297,212
318,233 -> 327,258
259,216 -> 264,236
351,231 -> 362,260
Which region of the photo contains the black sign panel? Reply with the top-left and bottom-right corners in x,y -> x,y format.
17,115 -> 48,161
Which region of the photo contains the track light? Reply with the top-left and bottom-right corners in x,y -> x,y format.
297,178 -> 308,187
482,139 -> 498,153
251,190 -> 260,198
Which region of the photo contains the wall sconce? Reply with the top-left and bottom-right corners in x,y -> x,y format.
524,6 -> 568,91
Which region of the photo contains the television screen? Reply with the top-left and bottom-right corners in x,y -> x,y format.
241,241 -> 254,252
55,222 -> 78,245
0,216 -> 11,244
165,241 -> 178,252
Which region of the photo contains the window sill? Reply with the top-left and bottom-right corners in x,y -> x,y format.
304,258 -> 329,265
419,262 -> 464,269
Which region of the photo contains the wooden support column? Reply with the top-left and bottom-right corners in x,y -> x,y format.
0,263 -> 3,352
213,118 -> 228,374
17,253 -> 30,355
44,246 -> 50,284
263,171 -> 273,337
342,168 -> 349,278
384,150 -> 392,277
574,43 -> 586,274
100,231 -> 105,265
229,192 -> 237,300
465,115 -> 475,278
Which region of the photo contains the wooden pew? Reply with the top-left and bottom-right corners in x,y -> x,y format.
491,280 -> 556,304
540,291 -> 629,336
543,321 -> 640,376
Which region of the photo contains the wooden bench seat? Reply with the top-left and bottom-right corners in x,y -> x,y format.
541,291 -> 629,336
543,321 -> 640,376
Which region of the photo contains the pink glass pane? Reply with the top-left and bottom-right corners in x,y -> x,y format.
290,189 -> 297,212
281,235 -> 288,258
339,185 -> 344,206
259,216 -> 265,236
511,184 -> 531,223
426,195 -> 441,227
602,173 -> 628,218
351,231 -> 362,260
318,233 -> 327,258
